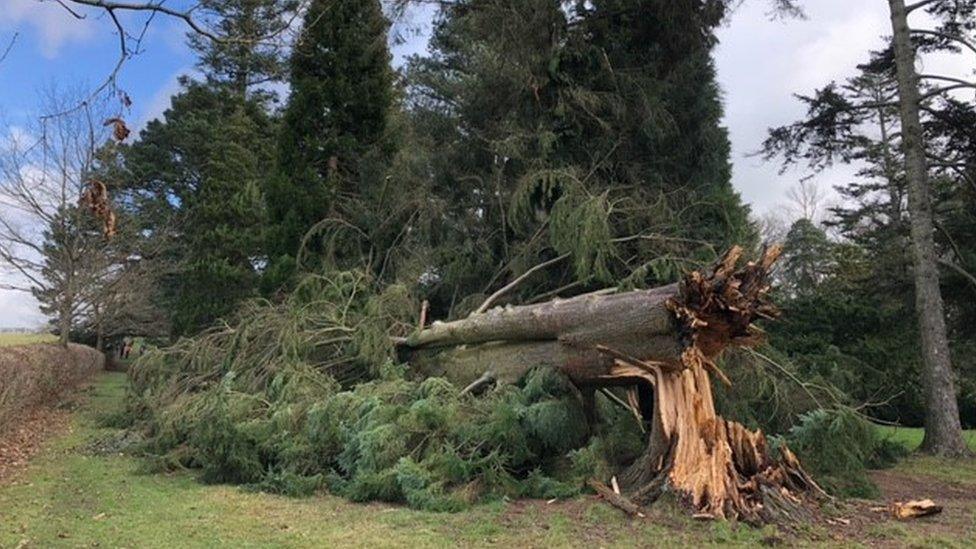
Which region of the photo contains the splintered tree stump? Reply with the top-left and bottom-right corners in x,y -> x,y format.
401,246 -> 826,523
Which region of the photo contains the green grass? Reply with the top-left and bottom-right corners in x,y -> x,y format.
876,425 -> 976,452
0,332 -> 57,347
3,373 -> 975,548
0,373 -> 778,548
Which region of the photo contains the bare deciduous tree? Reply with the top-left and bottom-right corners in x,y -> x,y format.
0,91 -> 114,345
785,180 -> 827,222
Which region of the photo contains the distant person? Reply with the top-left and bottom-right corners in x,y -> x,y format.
122,338 -> 133,359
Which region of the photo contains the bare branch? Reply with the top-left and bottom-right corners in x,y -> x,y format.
0,32 -> 17,65
474,253 -> 569,314
906,0 -> 940,14
939,259 -> 976,290
57,1 -> 221,42
918,74 -> 976,89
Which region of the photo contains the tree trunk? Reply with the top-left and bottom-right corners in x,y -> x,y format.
94,303 -> 104,352
58,300 -> 71,348
403,246 -> 825,522
887,0 -> 971,457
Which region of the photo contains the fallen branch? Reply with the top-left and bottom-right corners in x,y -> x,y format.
589,479 -> 646,518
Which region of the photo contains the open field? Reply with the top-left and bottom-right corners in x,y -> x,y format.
0,372 -> 974,548
0,333 -> 57,347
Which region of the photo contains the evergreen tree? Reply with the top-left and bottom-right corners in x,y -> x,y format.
188,0 -> 297,99
33,206 -> 105,346
564,0 -> 752,249
123,81 -> 275,336
267,0 -> 396,284
118,1 -> 294,336
763,5 -> 976,436
779,218 -> 833,297
406,0 -> 754,318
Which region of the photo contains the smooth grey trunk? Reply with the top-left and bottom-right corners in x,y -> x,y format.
888,0 -> 970,456
404,286 -> 684,387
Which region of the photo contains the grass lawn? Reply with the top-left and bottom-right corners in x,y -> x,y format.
2,373 -> 975,548
877,424 -> 976,452
0,333 -> 57,347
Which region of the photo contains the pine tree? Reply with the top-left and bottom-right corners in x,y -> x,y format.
267,0 -> 396,283
779,218 -> 833,297
763,0 -> 976,444
188,0 -> 296,99
118,1 -> 293,336
124,81 -> 275,336
564,0 -> 752,250
33,206 -> 105,346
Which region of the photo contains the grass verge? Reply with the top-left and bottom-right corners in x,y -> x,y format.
876,425 -> 976,453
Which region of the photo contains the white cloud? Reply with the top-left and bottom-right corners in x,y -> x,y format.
0,0 -> 97,58
0,287 -> 44,329
716,1 -> 892,217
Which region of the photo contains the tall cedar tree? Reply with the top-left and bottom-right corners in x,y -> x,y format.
267,0 -> 396,287
407,0 -> 752,318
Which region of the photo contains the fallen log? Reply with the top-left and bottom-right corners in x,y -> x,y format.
401,246 -> 825,523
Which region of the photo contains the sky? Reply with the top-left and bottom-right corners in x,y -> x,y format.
0,0 -> 970,328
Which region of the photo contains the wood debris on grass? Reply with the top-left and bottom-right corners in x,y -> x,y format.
891,499 -> 942,520
588,479 -> 646,518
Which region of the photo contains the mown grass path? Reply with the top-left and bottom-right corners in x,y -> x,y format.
1,372 -> 974,548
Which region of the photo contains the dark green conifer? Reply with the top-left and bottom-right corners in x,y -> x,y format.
267,0 -> 396,283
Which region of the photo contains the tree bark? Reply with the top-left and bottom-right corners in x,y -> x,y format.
887,0 -> 971,457
404,246 -> 825,522
58,300 -> 71,348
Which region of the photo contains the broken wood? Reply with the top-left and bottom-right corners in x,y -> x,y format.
589,479 -> 646,518
891,499 -> 942,520
404,246 -> 825,523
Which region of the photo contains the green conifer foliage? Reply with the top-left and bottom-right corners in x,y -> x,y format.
268,0 -> 396,280
564,0 -> 752,250
124,82 -> 275,336
407,0 -> 754,317
188,0 -> 297,98
123,273 -> 644,509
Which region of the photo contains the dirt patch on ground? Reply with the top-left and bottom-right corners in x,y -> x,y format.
813,468 -> 976,547
0,406 -> 74,484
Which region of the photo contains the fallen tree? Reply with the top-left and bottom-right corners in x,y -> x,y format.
401,246 -> 826,522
